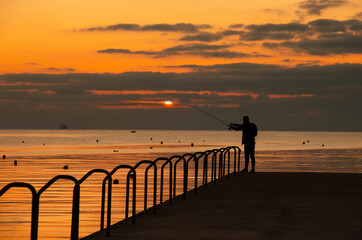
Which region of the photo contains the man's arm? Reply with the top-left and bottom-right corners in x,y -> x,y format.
229,123 -> 243,131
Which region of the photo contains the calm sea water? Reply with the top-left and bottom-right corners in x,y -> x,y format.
0,130 -> 361,240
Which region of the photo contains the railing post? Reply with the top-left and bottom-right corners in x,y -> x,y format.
219,150 -> 223,181
194,155 -> 198,194
212,153 -> 217,184
70,183 -> 80,240
31,193 -> 39,240
106,176 -> 112,236
132,172 -> 136,224
233,147 -> 237,175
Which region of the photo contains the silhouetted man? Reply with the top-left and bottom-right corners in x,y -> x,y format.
229,116 -> 258,173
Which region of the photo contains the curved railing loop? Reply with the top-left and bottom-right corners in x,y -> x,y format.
211,149 -> 223,183
216,148 -> 227,181
185,152 -> 206,194
79,169 -> 112,236
171,155 -> 187,199
202,150 -> 215,188
106,165 -> 136,224
153,157 -> 173,206
134,160 -> 157,214
38,175 -> 80,240
182,153 -> 194,194
226,146 -> 240,175
0,183 -> 38,240
222,148 -> 231,178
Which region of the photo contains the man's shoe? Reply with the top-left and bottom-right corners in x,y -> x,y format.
241,168 -> 248,173
250,169 -> 256,173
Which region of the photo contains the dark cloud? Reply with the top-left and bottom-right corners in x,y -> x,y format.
46,67 -> 76,72
245,23 -> 310,32
309,19 -> 347,32
228,24 -> 244,29
179,30 -> 246,42
97,43 -> 263,58
309,19 -> 362,32
141,23 -> 211,32
240,23 -> 309,41
1,63 -> 361,130
354,12 -> 362,20
187,51 -> 252,58
82,23 -> 211,33
298,0 -> 348,15
163,43 -> 227,52
179,32 -> 223,42
222,30 -> 245,36
263,9 -> 287,16
281,33 -> 362,55
260,19 -> 362,55
83,23 -> 140,31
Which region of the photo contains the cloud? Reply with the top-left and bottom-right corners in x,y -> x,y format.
279,33 -> 362,55
245,23 -> 310,32
45,67 -> 76,72
1,63 -> 361,130
298,0 -> 349,15
228,24 -> 244,29
179,32 -> 223,42
240,23 -> 309,41
262,19 -> 362,55
309,18 -> 362,32
97,43 -> 263,58
81,23 -> 211,33
354,12 -> 362,20
83,23 -> 140,31
263,9 -> 287,16
24,62 -> 40,65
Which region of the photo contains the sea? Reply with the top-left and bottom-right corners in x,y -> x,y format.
0,129 -> 361,240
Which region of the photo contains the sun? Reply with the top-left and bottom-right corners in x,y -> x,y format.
163,100 -> 173,106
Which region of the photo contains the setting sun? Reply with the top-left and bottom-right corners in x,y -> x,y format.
163,100 -> 173,106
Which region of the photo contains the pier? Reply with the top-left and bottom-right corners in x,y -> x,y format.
83,172 -> 362,240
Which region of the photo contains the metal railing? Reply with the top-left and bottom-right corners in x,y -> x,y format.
0,146 -> 240,240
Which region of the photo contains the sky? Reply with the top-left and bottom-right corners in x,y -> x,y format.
0,0 -> 361,130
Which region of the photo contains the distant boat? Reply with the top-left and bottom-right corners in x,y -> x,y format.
131,130 -> 136,133
59,123 -> 67,129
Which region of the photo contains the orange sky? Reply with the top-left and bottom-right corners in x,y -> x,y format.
0,0 -> 361,130
1,0 -> 361,74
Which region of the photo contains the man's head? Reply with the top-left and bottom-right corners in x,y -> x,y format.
243,116 -> 250,123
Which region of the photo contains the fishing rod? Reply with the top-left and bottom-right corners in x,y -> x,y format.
187,104 -> 230,127
163,100 -> 230,128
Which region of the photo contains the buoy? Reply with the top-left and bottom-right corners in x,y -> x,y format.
322,144 -> 324,147
307,140 -> 309,143
150,146 -> 153,149
14,160 -> 17,166
63,165 -> 68,169
113,179 -> 119,184
178,140 -> 181,143
150,138 -> 153,140
191,143 -> 194,147
22,141 -> 25,143
96,140 -> 99,142
43,143 -> 45,146
303,141 -> 305,144
2,155 -> 6,159
161,141 -> 163,144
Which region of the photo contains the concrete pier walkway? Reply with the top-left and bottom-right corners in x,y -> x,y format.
82,172 -> 362,240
